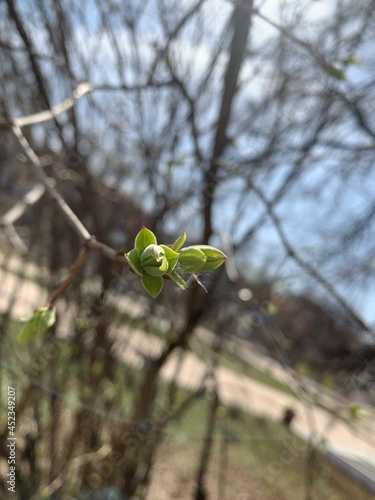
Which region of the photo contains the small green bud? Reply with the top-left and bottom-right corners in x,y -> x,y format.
178,247 -> 207,272
125,227 -> 226,298
160,245 -> 180,273
125,248 -> 143,276
135,227 -> 157,254
140,244 -> 169,276
188,245 -> 227,271
172,233 -> 186,251
140,244 -> 165,266
18,306 -> 56,344
142,273 -> 163,298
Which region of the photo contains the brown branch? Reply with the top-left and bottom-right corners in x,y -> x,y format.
203,0 -> 253,243
3,87 -> 129,303
10,126 -> 127,276
333,89 -> 375,140
147,0 -> 206,82
231,96 -> 333,251
11,124 -> 92,242
194,373 -> 220,500
214,157 -> 370,332
0,183 -> 46,226
168,71 -> 204,162
254,8 -> 345,79
48,246 -> 89,306
40,443 -> 111,497
0,82 -> 93,128
95,79 -> 175,92
5,0 -> 68,144
0,81 -> 178,129
2,225 -> 27,254
0,182 -> 48,253
247,179 -> 370,332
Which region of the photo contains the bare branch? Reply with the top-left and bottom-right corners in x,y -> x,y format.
2,224 -> 27,254
0,183 -> 46,226
11,124 -> 92,242
95,79 -> 175,92
0,82 -> 93,128
248,179 -> 371,332
0,182 -> 48,254
10,126 -> 128,271
216,158 -> 370,332
333,89 -> 375,140
203,0 -> 253,243
147,0 -> 206,82
48,246 -> 89,306
4,0 -> 68,144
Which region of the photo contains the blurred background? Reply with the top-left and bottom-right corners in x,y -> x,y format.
0,0 -> 375,498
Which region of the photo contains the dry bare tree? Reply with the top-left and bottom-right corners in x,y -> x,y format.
1,0 -> 375,497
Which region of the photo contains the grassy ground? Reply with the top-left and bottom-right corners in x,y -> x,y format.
0,316 -> 374,499
148,395 -> 373,500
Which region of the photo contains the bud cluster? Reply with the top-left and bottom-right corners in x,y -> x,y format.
125,227 -> 227,298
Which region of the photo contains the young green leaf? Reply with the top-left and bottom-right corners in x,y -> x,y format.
125,248 -> 143,276
171,233 -> 186,252
135,227 -> 157,254
160,244 -> 180,273
143,255 -> 169,276
141,273 -> 163,298
178,246 -> 207,272
140,244 -> 165,265
190,245 -> 227,271
18,306 -> 56,344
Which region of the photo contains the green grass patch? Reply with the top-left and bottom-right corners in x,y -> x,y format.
0,317 -> 373,500
153,394 -> 374,500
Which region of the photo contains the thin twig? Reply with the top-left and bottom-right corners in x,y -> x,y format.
0,182 -> 48,253
0,183 -> 46,226
39,443 -> 111,497
0,82 -> 93,128
10,127 -> 127,271
95,79 -> 175,92
2,224 -> 27,254
248,179 -> 370,332
11,124 -> 92,242
87,238 -> 127,266
0,80 -> 176,129
5,87 -> 130,302
214,157 -> 370,332
48,246 -> 89,306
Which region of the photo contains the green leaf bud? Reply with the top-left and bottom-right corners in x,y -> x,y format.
18,306 -> 56,344
189,245 -> 227,271
140,244 -> 165,266
160,244 -> 180,273
178,247 -> 207,272
143,255 -> 169,276
125,248 -> 143,276
135,227 -> 157,254
172,233 -> 186,251
141,273 -> 163,298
